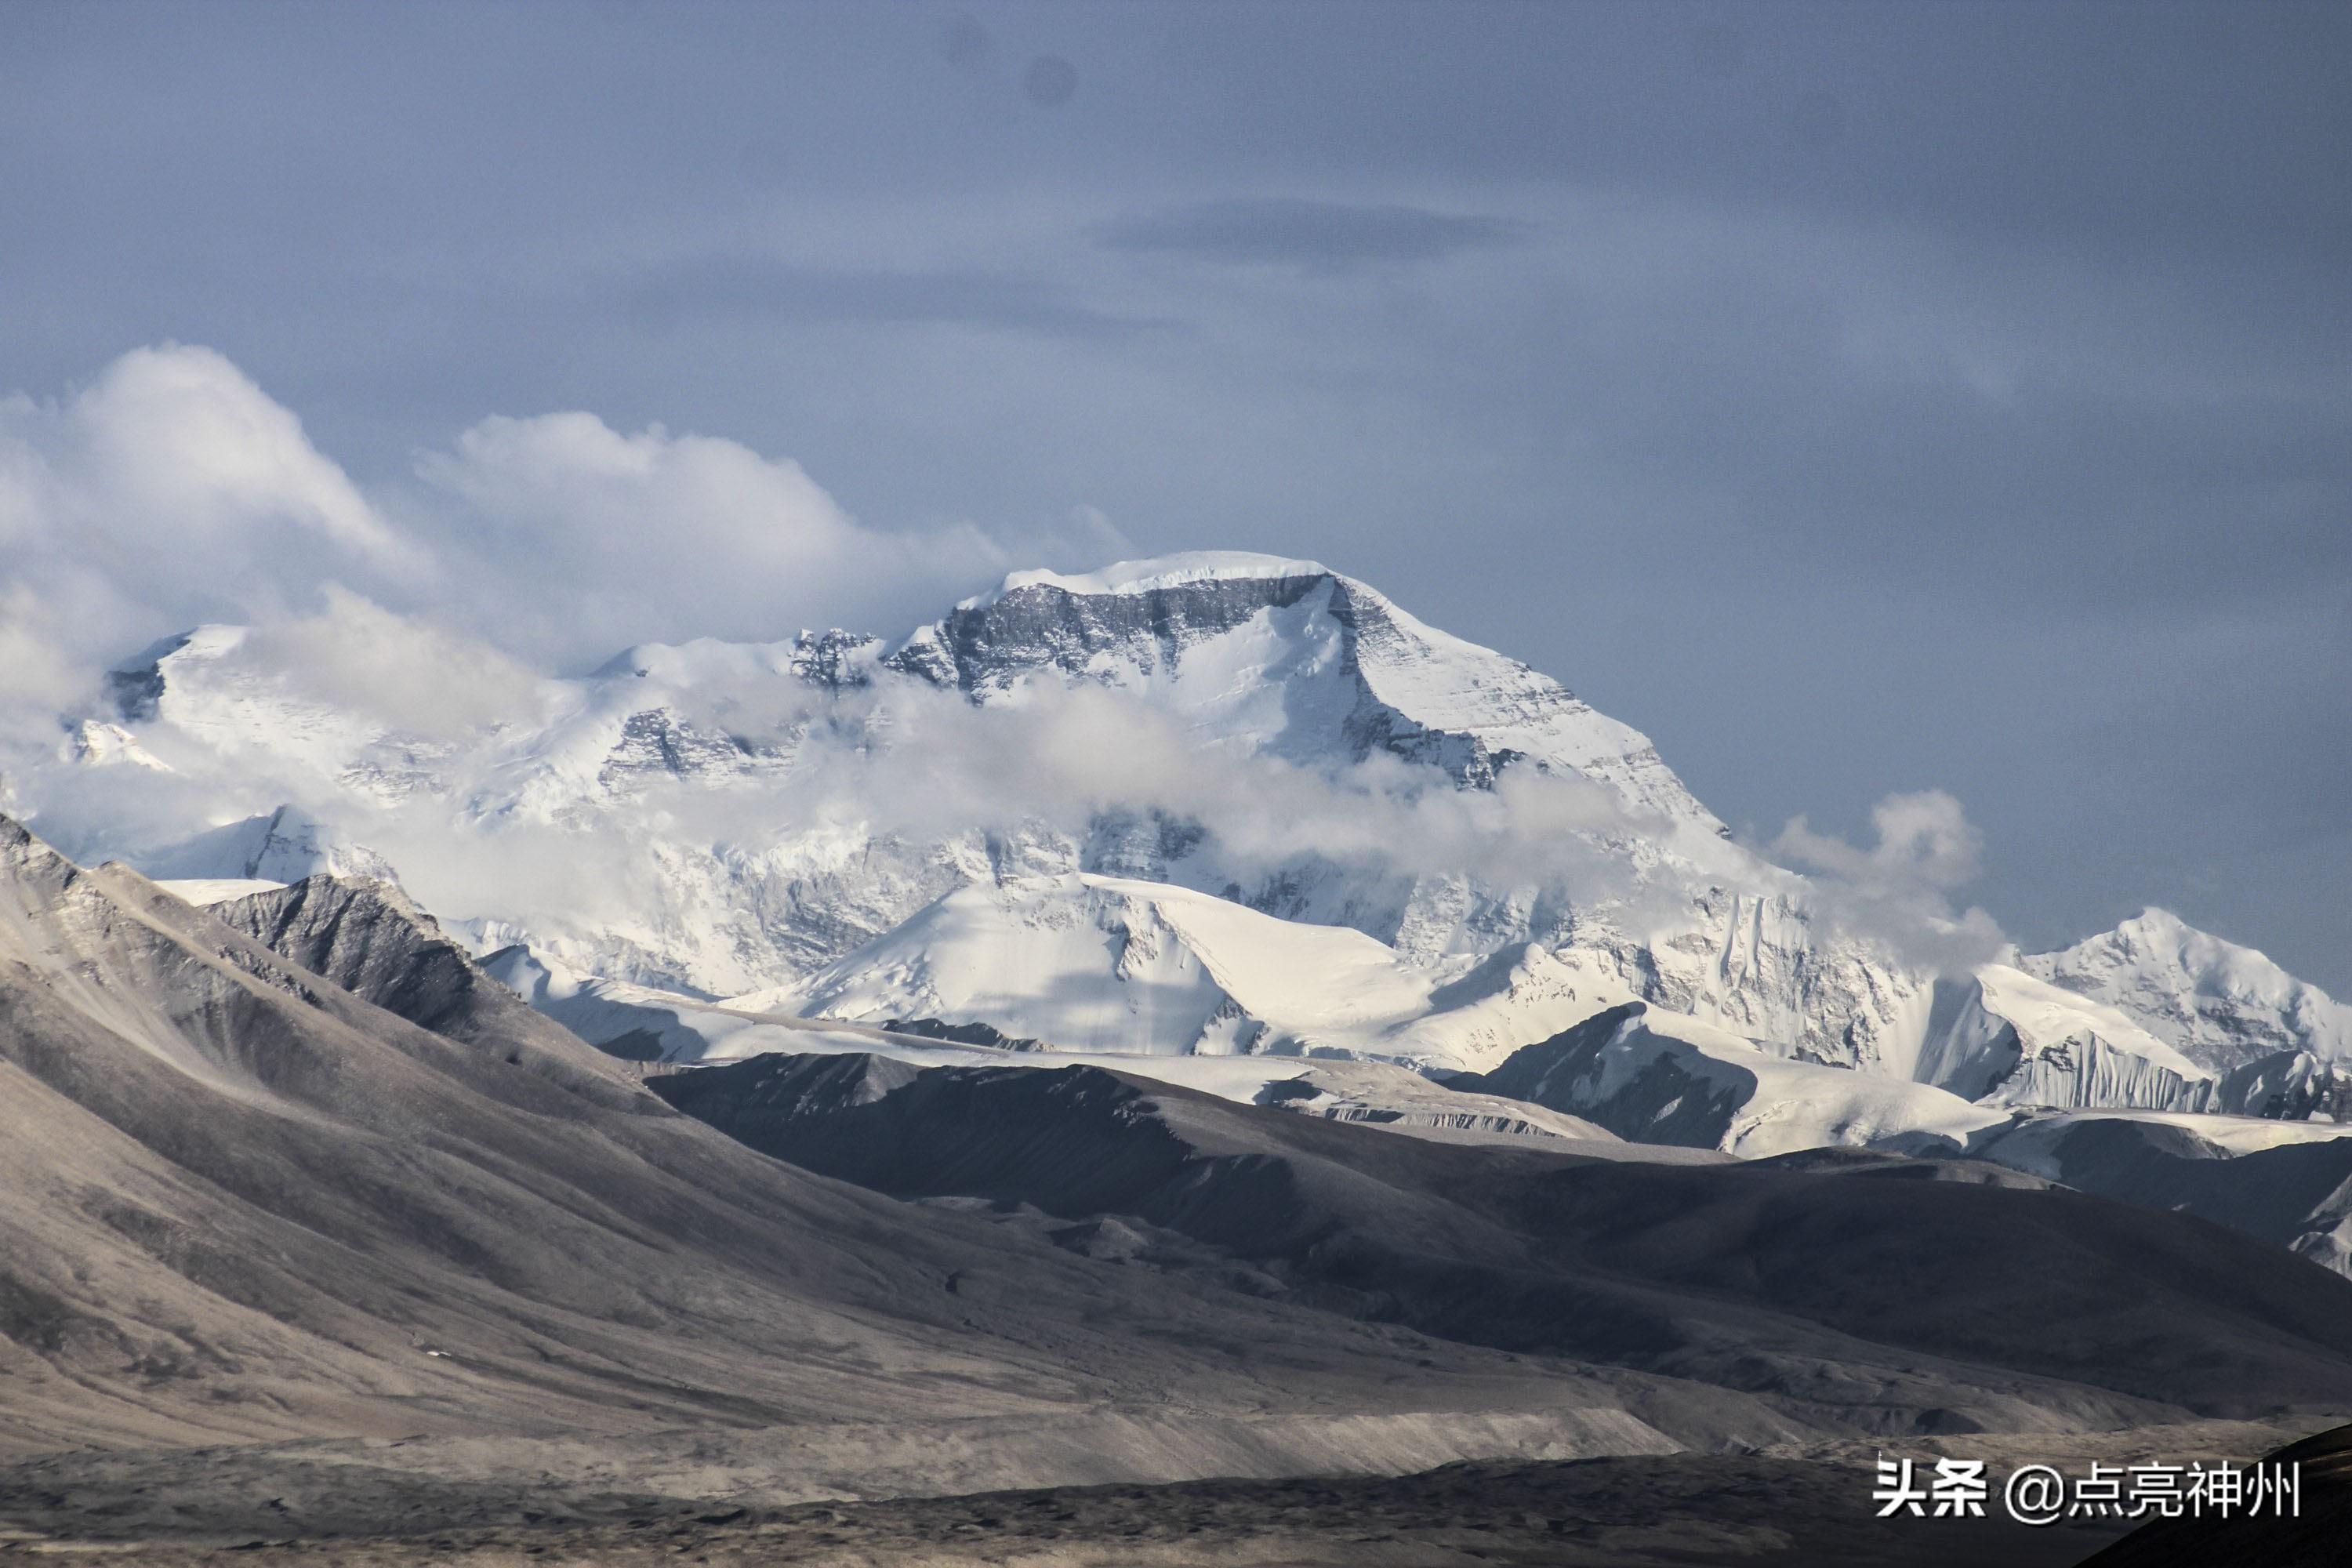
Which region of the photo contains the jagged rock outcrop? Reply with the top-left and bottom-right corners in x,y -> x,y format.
205,873 -> 637,1104
887,560 -> 1719,823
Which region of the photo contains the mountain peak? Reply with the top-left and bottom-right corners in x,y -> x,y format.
900,554 -> 1722,829
2023,906 -> 2352,1070
967,551 -> 1341,609
2103,906 -> 2295,978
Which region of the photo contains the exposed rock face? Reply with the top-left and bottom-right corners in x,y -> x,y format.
880,1017 -> 1048,1052
1471,1006 -> 1762,1149
597,710 -> 774,789
2220,1050 -> 2352,1123
1461,993 -> 2352,1278
206,873 -> 636,1103
1463,1002 -> 2005,1156
102,631 -> 196,722
1969,1115 -> 2352,1279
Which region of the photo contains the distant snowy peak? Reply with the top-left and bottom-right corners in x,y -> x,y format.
2023,908 -> 2352,1072
98,555 -> 1716,833
967,550 -> 1341,606
898,552 -> 1723,831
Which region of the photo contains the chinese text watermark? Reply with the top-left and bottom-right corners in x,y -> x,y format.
1871,1457 -> 2299,1524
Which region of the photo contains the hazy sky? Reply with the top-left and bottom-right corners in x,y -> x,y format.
3,1 -> 2345,985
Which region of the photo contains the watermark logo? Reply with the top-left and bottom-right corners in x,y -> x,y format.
1869,1456 -> 1988,1517
1871,1457 -> 2299,1524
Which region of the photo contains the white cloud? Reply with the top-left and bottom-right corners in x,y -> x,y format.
408,410 -> 1012,666
71,345 -> 413,568
0,343 -> 1150,935
0,344 -> 1120,728
0,584 -> 89,712
237,586 -> 545,738
0,345 -> 418,722
619,676 -> 1649,906
1771,789 -> 2004,967
1775,789 -> 1984,890
0,343 -> 2009,989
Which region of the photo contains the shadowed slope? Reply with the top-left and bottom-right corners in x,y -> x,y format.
1969,1115 -> 2352,1276
655,1051 -> 2352,1429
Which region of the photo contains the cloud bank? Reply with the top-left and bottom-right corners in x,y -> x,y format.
0,343 -> 1079,729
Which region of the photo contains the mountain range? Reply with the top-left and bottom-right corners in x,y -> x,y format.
7,552 -> 2352,1559
20,552 -> 2348,1284
5,812 -> 2350,1544
35,554 -> 2344,1125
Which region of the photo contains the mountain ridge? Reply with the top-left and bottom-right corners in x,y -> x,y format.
1,810 -> 1697,1467
22,552 -> 2344,1139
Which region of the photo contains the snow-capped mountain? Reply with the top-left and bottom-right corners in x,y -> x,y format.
2022,907 -> 2352,1071
58,554 -> 1931,1067
44,554 -> 1751,967
144,804 -> 397,884
19,550 -> 2345,1138
891,555 -> 1724,828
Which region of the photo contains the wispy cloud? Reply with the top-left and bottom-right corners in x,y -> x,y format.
1095,198 -> 1533,273
1770,790 -> 2006,968
617,256 -> 1174,339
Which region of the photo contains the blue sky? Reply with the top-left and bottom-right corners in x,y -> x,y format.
2,1 -> 2345,984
